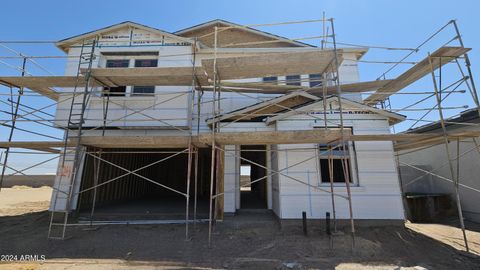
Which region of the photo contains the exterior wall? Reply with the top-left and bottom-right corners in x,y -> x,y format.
50,145 -> 86,211
55,44 -> 193,129
224,145 -> 238,213
399,125 -> 480,223
51,25 -> 367,213
338,52 -> 362,102
271,145 -> 281,216
274,112 -> 404,220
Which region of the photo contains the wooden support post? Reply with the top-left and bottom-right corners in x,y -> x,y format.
330,18 -> 355,250
327,145 -> 337,232
215,146 -> 224,220
185,143 -> 193,240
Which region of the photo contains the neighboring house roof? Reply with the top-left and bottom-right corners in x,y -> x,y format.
175,19 -> 313,48
405,107 -> 480,133
56,21 -> 194,53
209,91 -> 405,126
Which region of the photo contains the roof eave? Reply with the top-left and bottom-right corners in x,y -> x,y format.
56,21 -> 195,53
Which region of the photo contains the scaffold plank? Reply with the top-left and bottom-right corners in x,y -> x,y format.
2,131 -> 480,150
364,46 -> 471,105
216,79 -> 393,95
202,50 -> 341,80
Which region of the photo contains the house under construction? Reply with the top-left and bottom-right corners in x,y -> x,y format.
0,18 -> 477,252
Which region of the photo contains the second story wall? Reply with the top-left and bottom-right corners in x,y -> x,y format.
55,30 -> 194,130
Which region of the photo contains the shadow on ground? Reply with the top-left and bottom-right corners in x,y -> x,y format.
1,210 -> 479,269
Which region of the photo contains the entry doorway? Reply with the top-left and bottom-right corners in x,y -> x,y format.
239,145 -> 268,209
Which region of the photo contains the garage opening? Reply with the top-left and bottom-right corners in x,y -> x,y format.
76,147 -> 214,221
240,145 -> 267,209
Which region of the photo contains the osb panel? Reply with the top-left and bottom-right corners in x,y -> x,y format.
178,22 -> 303,48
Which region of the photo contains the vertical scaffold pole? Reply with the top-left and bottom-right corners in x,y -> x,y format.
90,149 -> 101,225
186,38 -> 198,240
208,26 -> 219,247
451,20 -> 480,108
0,57 -> 26,192
185,143 -> 193,240
330,18 -> 356,250
328,145 -> 337,232
193,146 -> 199,228
428,54 -> 469,252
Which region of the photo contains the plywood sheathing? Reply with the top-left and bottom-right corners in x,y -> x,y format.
176,21 -> 303,48
364,46 -> 471,105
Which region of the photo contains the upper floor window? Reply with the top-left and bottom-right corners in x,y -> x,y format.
104,59 -> 129,96
106,59 -> 129,68
134,59 -> 158,68
132,59 -> 158,96
309,74 -> 322,87
286,75 -> 301,86
263,76 -> 278,84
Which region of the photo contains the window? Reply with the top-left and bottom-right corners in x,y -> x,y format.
309,74 -> 322,87
132,59 -> 158,96
286,75 -> 301,86
134,59 -> 158,67
105,86 -> 127,96
104,60 -> 130,96
263,76 -> 278,84
106,59 -> 129,68
318,143 -> 354,183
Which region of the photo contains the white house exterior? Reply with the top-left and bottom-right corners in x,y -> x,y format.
49,20 -> 406,222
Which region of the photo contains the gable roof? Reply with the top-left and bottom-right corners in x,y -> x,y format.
56,21 -> 194,53
265,95 -> 406,125
175,19 -> 314,48
206,91 -> 319,124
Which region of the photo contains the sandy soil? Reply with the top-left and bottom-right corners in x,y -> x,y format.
0,186 -> 52,216
0,187 -> 479,269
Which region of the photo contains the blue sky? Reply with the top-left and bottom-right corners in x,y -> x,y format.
0,0 -> 478,174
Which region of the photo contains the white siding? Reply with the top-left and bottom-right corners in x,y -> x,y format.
224,145 -> 238,213
275,112 -> 404,220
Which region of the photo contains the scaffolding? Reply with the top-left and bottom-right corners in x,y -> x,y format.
0,17 -> 478,253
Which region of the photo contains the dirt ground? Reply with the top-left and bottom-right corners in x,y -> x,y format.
0,186 -> 52,216
0,187 -> 479,269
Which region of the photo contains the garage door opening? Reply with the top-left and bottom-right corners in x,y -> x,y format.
240,145 -> 267,209
76,147 -> 214,221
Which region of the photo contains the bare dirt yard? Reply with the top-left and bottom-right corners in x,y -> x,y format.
0,186 -> 479,269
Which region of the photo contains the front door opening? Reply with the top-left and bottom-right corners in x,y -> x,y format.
240,145 -> 267,209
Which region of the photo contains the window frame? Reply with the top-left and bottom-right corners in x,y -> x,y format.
103,59 -> 131,97
316,132 -> 359,186
101,54 -> 159,97
263,76 -> 278,84
285,75 -> 301,86
309,73 -> 323,88
132,58 -> 158,96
